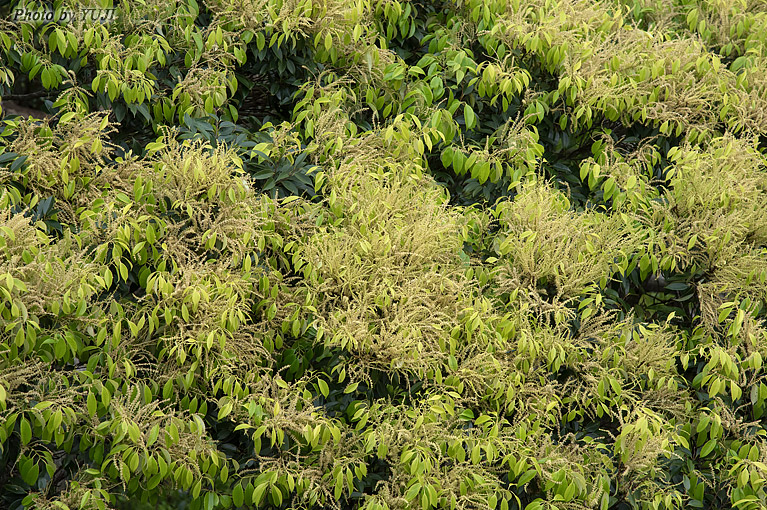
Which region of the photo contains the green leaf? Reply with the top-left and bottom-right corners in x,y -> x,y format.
252,482 -> 267,505
334,473 -> 343,499
87,391 -> 97,417
270,485 -> 283,506
318,379 -> 329,398
147,473 -> 163,490
580,163 -> 590,181
525,499 -> 543,510
518,469 -> 537,486
700,438 -> 717,457
20,417 -> 31,445
563,481 -> 576,500
10,155 -> 28,172
233,483 -> 244,507
148,424 -> 160,445
440,147 -> 453,168
464,104 -> 476,130
406,482 -> 421,501
696,415 -> 710,433
20,457 -> 38,485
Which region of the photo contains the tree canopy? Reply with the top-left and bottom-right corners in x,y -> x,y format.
1,0 -> 767,509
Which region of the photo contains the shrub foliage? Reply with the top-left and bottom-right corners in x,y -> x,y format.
1,0 -> 767,509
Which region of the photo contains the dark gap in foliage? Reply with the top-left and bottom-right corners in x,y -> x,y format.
0,68 -> 57,117
426,157 -> 517,207
594,265 -> 702,329
316,362 -> 429,420
541,117 -> 683,210
114,489 -> 193,510
234,33 -> 321,129
231,69 -> 292,126
758,133 -> 767,153
383,0 -> 436,64
244,143 -> 318,201
357,455 -> 392,500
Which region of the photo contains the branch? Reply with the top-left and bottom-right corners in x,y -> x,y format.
0,90 -> 54,100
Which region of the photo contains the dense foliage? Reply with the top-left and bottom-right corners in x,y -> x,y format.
1,0 -> 767,509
